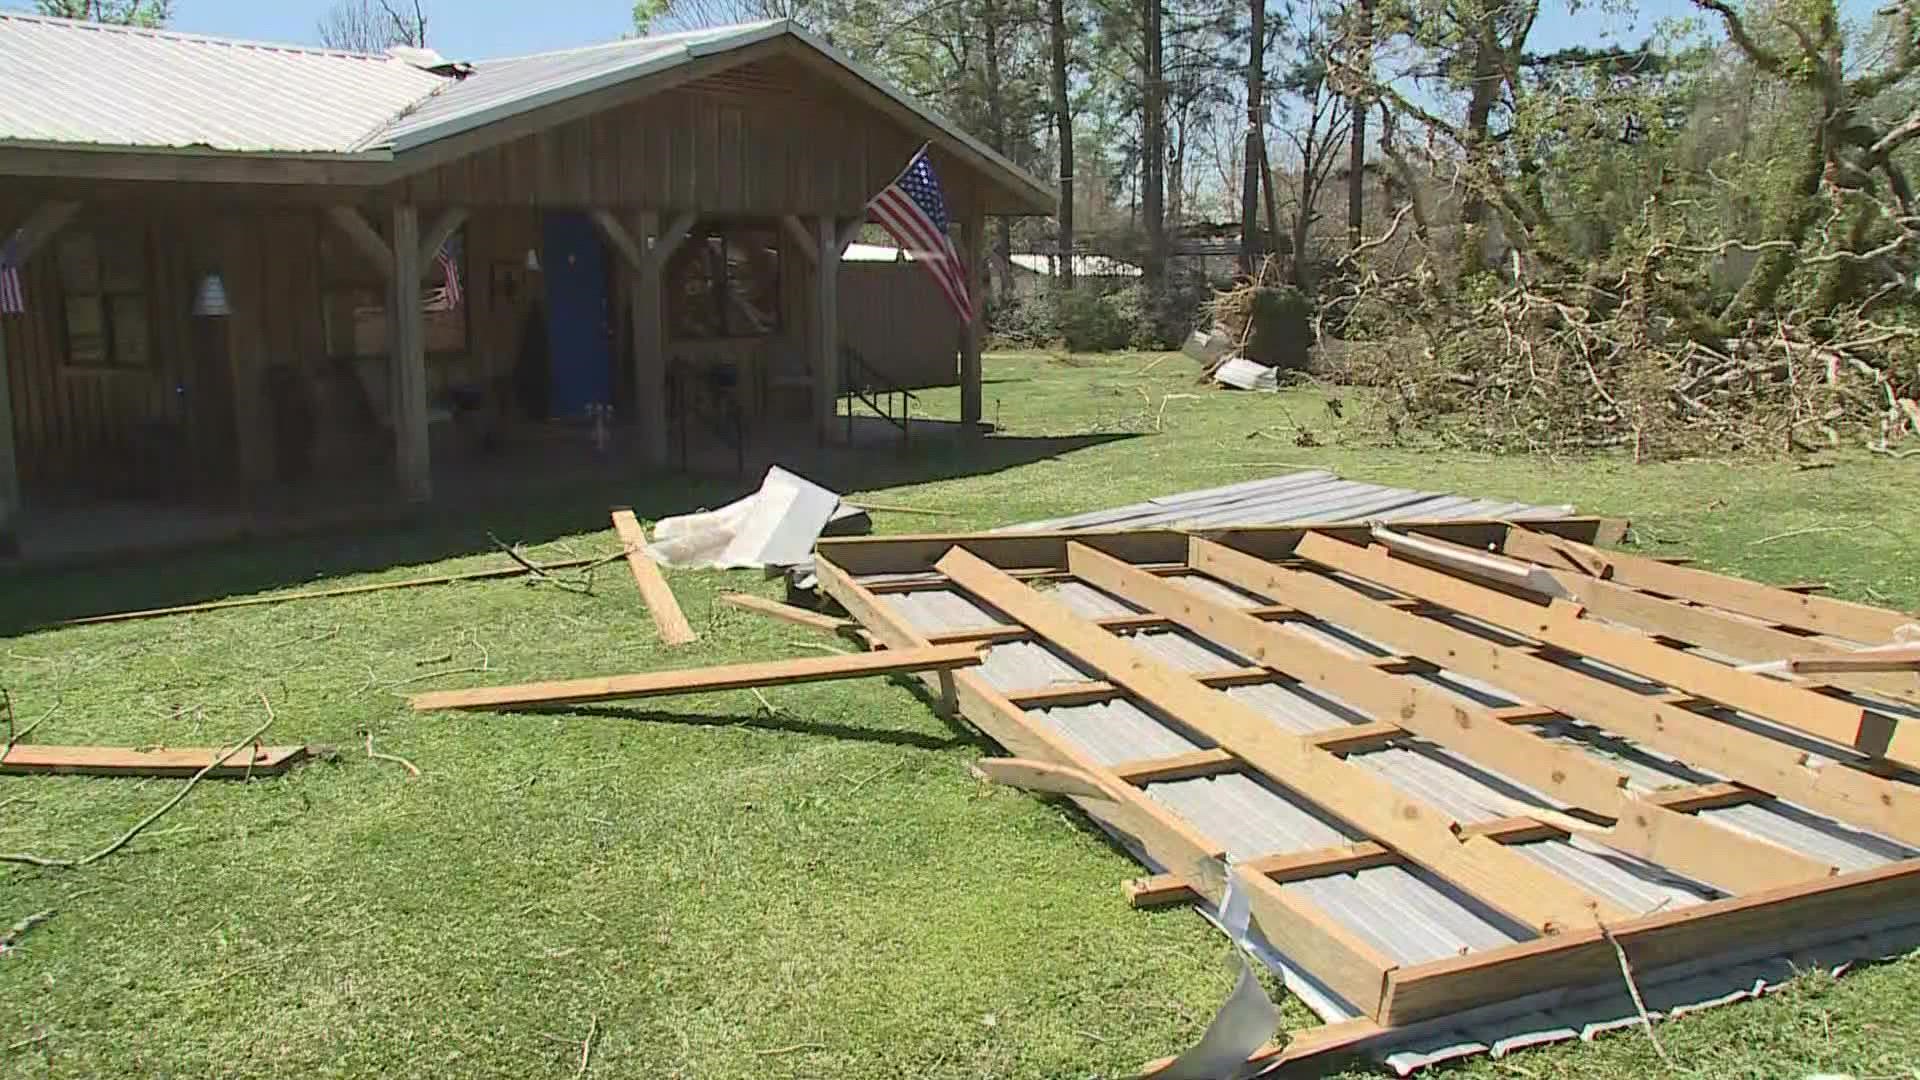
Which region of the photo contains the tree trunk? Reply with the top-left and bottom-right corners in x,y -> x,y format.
1458,44 -> 1500,274
983,0 -> 1014,304
1723,110 -> 1829,324
1142,0 -> 1167,285
1050,0 -> 1075,288
1240,0 -> 1266,273
1346,0 -> 1373,248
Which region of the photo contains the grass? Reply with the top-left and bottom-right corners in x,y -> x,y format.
2,349 -> 1918,1078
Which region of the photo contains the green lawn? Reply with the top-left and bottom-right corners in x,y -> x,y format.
2,350 -> 1917,1078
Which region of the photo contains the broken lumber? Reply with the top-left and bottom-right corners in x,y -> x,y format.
57,556 -> 604,627
408,642 -> 985,712
610,509 -> 697,645
1,743 -> 308,779
719,593 -> 854,634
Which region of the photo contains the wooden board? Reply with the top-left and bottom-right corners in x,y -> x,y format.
408,642 -> 984,712
1500,527 -> 1917,644
1236,536 -> 1920,847
937,545 -> 1629,932
719,593 -> 854,634
610,509 -> 698,646
2,743 -> 307,778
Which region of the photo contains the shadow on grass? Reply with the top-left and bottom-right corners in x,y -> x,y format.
534,702 -> 982,753
1,430 -> 1136,634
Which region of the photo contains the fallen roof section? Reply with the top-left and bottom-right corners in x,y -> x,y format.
1002,469 -> 1578,533
813,515 -> 1920,1074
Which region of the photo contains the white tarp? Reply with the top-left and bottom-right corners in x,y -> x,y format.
648,466 -> 846,570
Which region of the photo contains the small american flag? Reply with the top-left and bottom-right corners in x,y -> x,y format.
867,144 -> 973,322
423,234 -> 462,312
0,230 -> 25,315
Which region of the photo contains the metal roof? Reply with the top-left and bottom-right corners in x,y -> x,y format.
0,14 -> 1055,209
0,12 -> 440,154
1002,470 -> 1576,532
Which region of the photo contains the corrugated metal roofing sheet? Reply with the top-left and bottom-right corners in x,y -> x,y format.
0,12 -> 442,153
1002,470 -> 1575,532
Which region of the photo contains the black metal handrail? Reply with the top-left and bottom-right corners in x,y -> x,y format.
668,358 -> 746,473
840,344 -> 917,445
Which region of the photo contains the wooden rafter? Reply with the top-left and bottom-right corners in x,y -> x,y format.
1236,536 -> 1920,845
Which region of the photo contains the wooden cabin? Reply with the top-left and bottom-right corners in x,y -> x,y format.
0,15 -> 1052,554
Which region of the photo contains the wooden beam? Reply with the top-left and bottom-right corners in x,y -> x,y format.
1231,535 -> 1920,846
610,510 -> 697,646
816,555 -> 1396,1015
957,207 -> 985,428
1384,531 -> 1919,769
326,206 -> 393,279
719,593 -> 852,634
389,204 -> 429,501
973,757 -> 1111,800
1111,747 -> 1239,784
627,210 -> 667,467
418,207 -> 468,269
590,209 -> 643,270
1379,858 -> 1920,1026
5,201 -> 81,264
1003,666 -> 1277,709
835,216 -> 866,253
1784,646 -> 1920,674
1506,553 -> 1920,706
409,641 -> 984,712
1501,527 -> 1916,644
2,744 -> 307,779
1073,542 -> 1830,895
644,211 -> 698,276
55,556 -> 605,626
781,214 -> 818,266
812,214 -> 840,444
937,545 -> 1628,932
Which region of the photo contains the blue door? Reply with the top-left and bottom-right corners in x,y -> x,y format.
541,212 -> 613,419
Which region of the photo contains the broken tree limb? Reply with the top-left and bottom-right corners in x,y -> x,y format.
609,509 -> 697,646
56,556 -> 607,627
408,642 -> 986,713
719,593 -> 854,634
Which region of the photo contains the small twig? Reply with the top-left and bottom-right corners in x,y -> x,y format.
364,732 -> 421,778
1750,524 -> 1861,546
413,651 -> 455,666
754,1042 -> 825,1057
0,699 -> 276,870
576,1013 -> 599,1078
489,533 -> 594,594
0,908 -> 54,953
378,666 -> 487,691
8,701 -> 59,748
4,1030 -> 48,1053
787,640 -> 853,655
1599,919 -> 1672,1068
848,756 -> 909,794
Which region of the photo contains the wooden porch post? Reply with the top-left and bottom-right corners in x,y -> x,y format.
632,210 -> 667,467
813,214 -> 840,444
389,204 -> 430,502
959,201 -> 986,431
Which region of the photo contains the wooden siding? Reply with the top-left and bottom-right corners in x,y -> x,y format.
839,262 -> 959,391
402,57 -> 980,217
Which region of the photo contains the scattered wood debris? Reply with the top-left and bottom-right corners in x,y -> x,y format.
719,593 -> 854,634
1,743 -> 307,779
408,642 -> 984,713
610,509 -> 698,646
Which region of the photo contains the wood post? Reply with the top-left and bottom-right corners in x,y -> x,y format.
812,214 -> 840,444
221,216 -> 274,491
959,201 -> 986,430
0,324 -> 17,555
389,203 -> 430,502
629,210 -> 667,467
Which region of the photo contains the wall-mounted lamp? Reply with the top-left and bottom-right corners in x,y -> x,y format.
191,272 -> 231,317
524,247 -> 542,272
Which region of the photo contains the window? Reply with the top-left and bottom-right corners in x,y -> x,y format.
57,228 -> 150,369
665,227 -> 781,340
319,225 -> 468,358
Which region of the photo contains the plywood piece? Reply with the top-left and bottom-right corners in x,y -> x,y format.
2,743 -> 307,778
938,545 -> 1627,932
610,509 -> 698,645
1501,527 -> 1916,645
1245,536 -> 1920,846
718,593 -> 853,634
409,642 -> 984,712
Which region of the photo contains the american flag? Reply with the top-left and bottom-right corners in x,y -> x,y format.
0,230 -> 25,315
423,233 -> 462,312
867,144 -> 973,322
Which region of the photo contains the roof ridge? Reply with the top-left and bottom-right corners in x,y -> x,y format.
477,18 -> 785,64
0,9 -> 409,62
